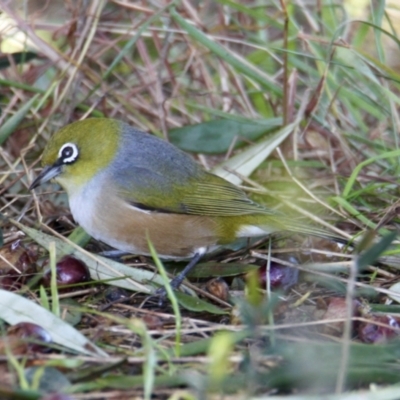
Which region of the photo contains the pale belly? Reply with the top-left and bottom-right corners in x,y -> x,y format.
68,181 -> 219,259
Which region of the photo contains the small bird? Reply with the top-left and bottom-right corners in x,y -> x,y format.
30,118 -> 343,293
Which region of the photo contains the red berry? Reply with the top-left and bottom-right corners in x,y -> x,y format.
42,256 -> 90,289
259,259 -> 299,290
9,322 -> 52,352
358,315 -> 400,343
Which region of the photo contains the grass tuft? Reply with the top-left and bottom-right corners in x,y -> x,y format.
1,0 -> 400,398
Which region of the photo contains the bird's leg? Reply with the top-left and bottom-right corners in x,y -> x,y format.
155,252 -> 203,300
169,252 -> 203,290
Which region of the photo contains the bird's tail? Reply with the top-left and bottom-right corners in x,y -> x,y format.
238,213 -> 351,245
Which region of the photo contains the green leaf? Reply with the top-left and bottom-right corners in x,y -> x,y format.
67,226 -> 92,247
147,235 -> 182,358
24,367 -> 70,395
59,299 -> 82,326
170,7 -> 281,95
167,261 -> 259,278
175,292 -> 228,314
0,387 -> 41,400
162,329 -> 249,358
267,339 -> 400,390
342,149 -> 400,198
213,121 -> 298,185
207,331 -> 235,384
357,231 -> 398,270
0,93 -> 40,146
86,2 -> 176,101
72,373 -> 188,391
169,118 -> 281,154
370,304 -> 400,313
0,290 -> 106,356
0,51 -> 38,69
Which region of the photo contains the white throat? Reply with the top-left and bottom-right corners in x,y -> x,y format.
67,178 -> 102,235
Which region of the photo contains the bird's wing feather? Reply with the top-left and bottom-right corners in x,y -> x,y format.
171,175 -> 275,216
113,166 -> 275,216
110,128 -> 277,216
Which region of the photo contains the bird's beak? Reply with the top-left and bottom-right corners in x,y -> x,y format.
29,164 -> 62,190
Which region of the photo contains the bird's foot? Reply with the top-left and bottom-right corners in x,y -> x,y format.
153,276 -> 183,306
154,287 -> 168,306
151,252 -> 203,306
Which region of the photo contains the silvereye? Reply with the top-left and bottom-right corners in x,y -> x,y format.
30,118 -> 343,292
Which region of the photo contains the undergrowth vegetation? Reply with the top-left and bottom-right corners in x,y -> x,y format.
1,1 -> 400,399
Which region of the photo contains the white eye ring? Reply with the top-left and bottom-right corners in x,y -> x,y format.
58,143 -> 79,164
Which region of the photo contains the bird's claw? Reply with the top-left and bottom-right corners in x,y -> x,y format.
154,287 -> 168,306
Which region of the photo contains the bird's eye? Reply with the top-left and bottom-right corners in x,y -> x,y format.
58,143 -> 79,164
